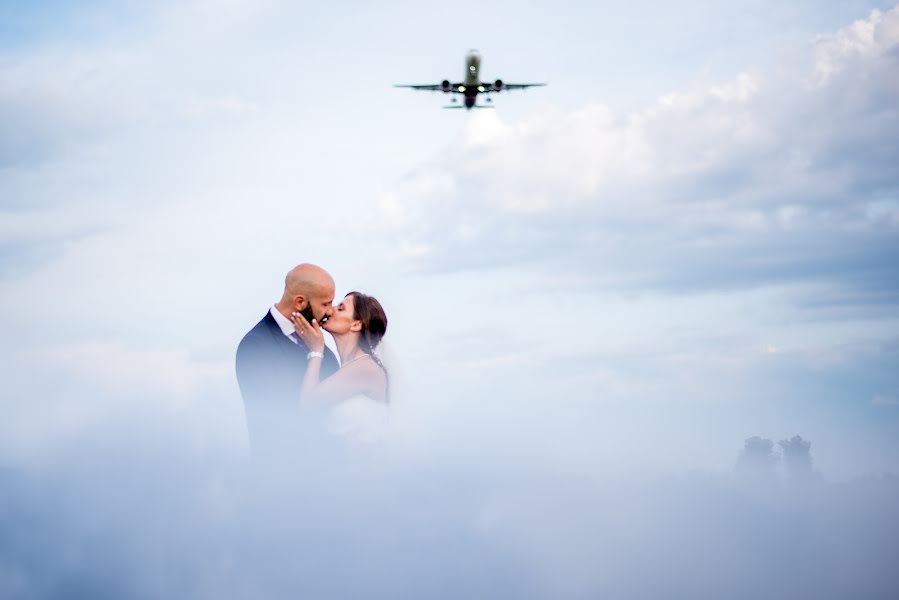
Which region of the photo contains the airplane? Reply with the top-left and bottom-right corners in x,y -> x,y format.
395,49 -> 546,110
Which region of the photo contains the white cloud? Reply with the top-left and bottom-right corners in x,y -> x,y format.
0,342 -> 245,461
383,6 -> 899,313
812,6 -> 899,84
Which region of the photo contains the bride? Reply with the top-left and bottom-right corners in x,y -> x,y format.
291,291 -> 389,441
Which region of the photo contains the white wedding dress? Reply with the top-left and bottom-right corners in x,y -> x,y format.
326,394 -> 389,444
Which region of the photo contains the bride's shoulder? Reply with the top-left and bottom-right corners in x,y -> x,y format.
344,355 -> 384,375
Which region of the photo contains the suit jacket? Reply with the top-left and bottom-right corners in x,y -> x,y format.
236,311 -> 339,459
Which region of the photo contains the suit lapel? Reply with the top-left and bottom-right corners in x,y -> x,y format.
263,312 -> 307,359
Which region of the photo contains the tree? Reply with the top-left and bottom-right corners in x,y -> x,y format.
735,436 -> 779,486
779,435 -> 817,485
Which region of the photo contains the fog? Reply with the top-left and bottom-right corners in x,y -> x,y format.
2,368 -> 898,599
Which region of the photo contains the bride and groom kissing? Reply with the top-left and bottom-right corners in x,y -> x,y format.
235,263 -> 389,457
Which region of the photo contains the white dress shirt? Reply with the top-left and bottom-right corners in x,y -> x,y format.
270,306 -> 300,343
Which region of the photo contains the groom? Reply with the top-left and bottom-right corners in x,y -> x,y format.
236,263 -> 340,459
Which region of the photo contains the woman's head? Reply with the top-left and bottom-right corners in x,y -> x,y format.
322,291 -> 387,353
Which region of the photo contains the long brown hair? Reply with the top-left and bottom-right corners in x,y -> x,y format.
348,291 -> 388,374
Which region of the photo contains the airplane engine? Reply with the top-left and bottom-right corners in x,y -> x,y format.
493,79 -> 504,91
441,80 -> 452,92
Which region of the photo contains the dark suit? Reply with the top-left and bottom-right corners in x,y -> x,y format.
236,311 -> 339,461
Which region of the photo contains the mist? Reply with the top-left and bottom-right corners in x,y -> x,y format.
2,362 -> 898,599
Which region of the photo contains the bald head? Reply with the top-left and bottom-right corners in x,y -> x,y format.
283,263 -> 333,299
276,263 -> 335,322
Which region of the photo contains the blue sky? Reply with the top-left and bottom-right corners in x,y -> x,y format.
1,0 -> 898,480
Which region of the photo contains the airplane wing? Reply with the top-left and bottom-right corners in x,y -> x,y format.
394,83 -> 463,93
482,82 -> 547,92
503,83 -> 546,90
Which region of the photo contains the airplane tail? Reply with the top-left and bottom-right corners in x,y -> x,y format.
442,105 -> 495,110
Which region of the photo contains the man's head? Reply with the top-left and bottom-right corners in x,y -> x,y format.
276,263 -> 335,324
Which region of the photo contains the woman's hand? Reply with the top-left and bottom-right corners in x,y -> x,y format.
291,311 -> 326,353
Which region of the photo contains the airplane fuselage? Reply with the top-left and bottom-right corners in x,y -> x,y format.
462,51 -> 481,108
465,52 -> 481,86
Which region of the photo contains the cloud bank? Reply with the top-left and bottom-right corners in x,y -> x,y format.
382,7 -> 899,314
